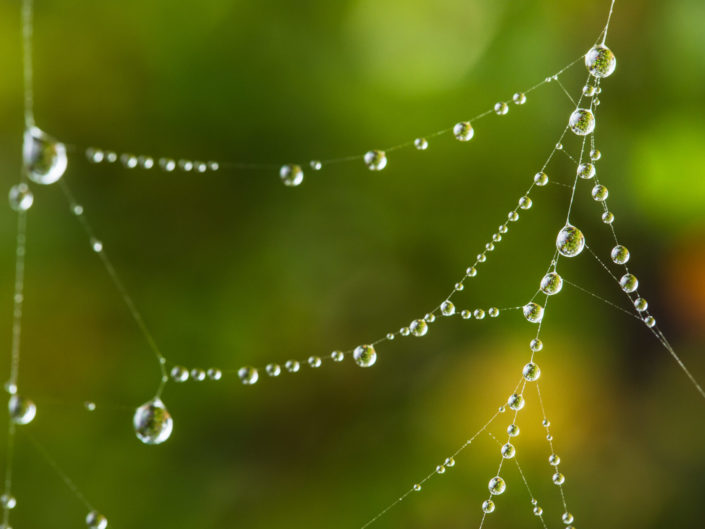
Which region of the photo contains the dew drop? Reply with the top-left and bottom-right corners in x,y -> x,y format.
133,398 -> 173,445
611,245 -> 630,264
170,366 -> 189,382
307,356 -> 322,368
513,92 -> 527,105
540,272 -> 563,295
507,424 -> 520,437
400,327 -> 410,336
523,302 -> 544,323
644,315 -> 656,328
501,443 -> 515,459
466,266 -> 478,277
569,108 -> 596,136
518,196 -> 532,210
23,127 -> 67,185
455,282 -> 464,291
488,307 -> 500,317
91,239 -> 103,253
208,161 -> 219,171
590,149 -> 602,161
534,172 -> 549,186
482,499 -> 496,513
533,506 -> 543,516
440,301 -> 455,316
8,183 -> 33,212
280,164 -> 304,187
364,150 -> 387,171
8,394 -> 36,425
473,309 -> 486,320
139,156 -> 155,170
436,465 -> 446,474
413,484 -> 422,492
386,333 -> 395,340
461,310 -> 471,319
542,419 -> 550,427
207,368 -> 222,381
552,472 -> 566,485
556,225 -> 585,257
0,494 -> 16,510
84,401 -> 96,411
424,313 -> 435,323
602,211 -> 614,224
522,362 -> 541,382
190,368 -> 206,382
105,151 -> 118,163
72,204 -> 84,216
507,394 -> 525,411
549,454 -> 561,466
266,363 -> 282,376
577,163 -> 596,179
194,161 -> 207,173
585,45 -> 617,78
86,510 -> 108,529
444,457 -> 455,467
330,351 -> 344,362
562,512 -> 575,524
634,298 -> 648,312
508,211 -> 519,222
159,158 -> 176,172
583,85 -> 597,97
453,121 -> 474,142
238,366 -> 259,385
414,138 -> 428,150
592,184 -> 608,201
619,274 -> 639,293
120,154 -> 138,169
86,148 -> 104,163
178,159 -> 193,171
309,160 -> 322,171
530,338 -> 543,352
494,102 -> 509,115
488,476 -> 506,495
353,344 -> 377,367
410,319 -> 428,337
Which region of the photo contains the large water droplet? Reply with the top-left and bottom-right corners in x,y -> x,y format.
133,398 -> 173,445
279,164 -> 303,187
585,45 -> 617,78
610,245 -> 630,264
568,108 -> 595,136
488,476 -> 506,495
364,150 -> 387,171
540,272 -> 563,295
522,362 -> 541,382
23,127 -> 67,185
619,274 -> 639,293
8,183 -> 34,211
501,443 -> 516,459
523,302 -> 544,323
410,319 -> 428,337
453,121 -> 474,142
353,344 -> 377,367
556,225 -> 585,257
507,393 -> 525,410
577,163 -> 595,179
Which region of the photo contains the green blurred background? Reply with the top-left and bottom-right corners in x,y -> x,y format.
1,0 -> 705,527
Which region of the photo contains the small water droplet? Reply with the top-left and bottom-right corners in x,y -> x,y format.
530,338 -> 543,352
577,163 -> 596,179
133,398 -> 173,445
461,310 -> 471,319
518,196 -> 532,210
634,298 -> 648,312
8,183 -> 33,212
513,92 -> 526,105
413,484 -> 422,491
619,274 -> 639,293
562,512 -> 574,524
23,127 -> 68,185
533,506 -> 543,516
488,476 -> 506,495
139,156 -> 155,169
120,154 -> 138,169
159,158 -> 176,172
549,453 -> 561,466
364,150 -> 387,171
91,239 -> 103,253
591,184 -> 608,201
307,356 -> 322,368
330,351 -> 344,362
444,457 -> 455,467
84,401 -> 96,411
590,149 -> 602,161
507,394 -> 525,411
501,443 -> 516,459
86,510 -> 108,529
190,368 -> 206,381
170,366 -> 189,382
453,121 -> 474,142
309,160 -> 322,171
440,301 -> 455,316
552,472 -> 566,485
178,159 -> 193,171
644,315 -> 656,328
280,164 -> 304,187
507,424 -> 520,437
534,172 -> 549,186
602,211 -> 615,224
488,307 -> 500,317
494,102 -> 509,115
207,368 -> 222,381
267,363 -> 282,376
482,499 -> 496,513
8,394 -> 36,425
238,366 -> 259,384
1,494 -> 16,510
414,138 -> 428,150
436,464 -> 446,474
473,309 -> 486,320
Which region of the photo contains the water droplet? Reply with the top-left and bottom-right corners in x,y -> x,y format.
105,151 -> 118,163
522,362 -> 541,382
400,327 -> 410,336
238,366 -> 259,385
485,242 -> 495,252
507,393 -> 525,410
84,401 -> 96,411
307,356 -> 322,368
477,253 -> 487,262
530,338 -> 543,352
531,498 -> 538,506
549,454 -> 561,465
546,434 -> 553,441
518,196 -> 532,210
482,499 -> 496,513
534,172 -> 549,186
309,160 -> 322,171
489,307 -> 500,317
266,363 -> 282,376
611,245 -> 630,264
634,298 -> 648,312
562,512 -> 574,524
602,211 -> 615,224
8,183 -> 33,211
455,282 -> 464,291
178,159 -> 193,171
492,233 -> 502,242
4,382 -> 17,395
577,163 -> 596,179
23,127 -> 67,185
556,142 -> 564,150
540,272 -> 563,295
542,419 -> 550,427
190,368 -> 206,382
556,225 -> 585,257
508,211 -> 519,222
386,333 -> 395,340
440,301 -> 455,316
330,351 -> 344,362
498,405 -> 506,413
585,45 -> 617,78
453,121 -> 474,142
207,368 -> 222,381
591,184 -> 608,201
194,161 -> 207,173
569,108 -> 596,136
208,161 -> 220,171
409,319 -> 428,337
619,274 -> 639,293
533,506 -> 543,516
583,85 -> 597,97
466,266 -> 478,277
353,344 -> 377,367
494,102 -> 509,115
86,510 -> 108,529
501,443 -> 516,459
461,310 -> 471,319
507,424 -> 520,437
91,239 -> 103,253
444,457 -> 455,467
644,315 -> 656,328
170,366 -> 189,382
473,309 -> 486,320
133,398 -> 173,445
523,302 -> 544,323
513,92 -> 527,105
414,138 -> 428,150
1,494 -> 16,510
8,395 -> 36,425
488,476 -> 506,495
498,224 -> 509,234
86,148 -> 104,163
590,149 -> 602,161
139,156 -> 155,169
120,154 -> 138,169
364,150 -> 387,171
436,465 -> 446,474
159,158 -> 176,172
72,204 -> 84,216
552,472 -> 566,485
413,484 -> 422,491
424,313 -> 435,323
280,164 -> 304,187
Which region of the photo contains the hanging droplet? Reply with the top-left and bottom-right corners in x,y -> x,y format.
309,160 -> 322,171
410,319 -> 428,337
611,245 -> 630,264
279,164 -> 304,187
170,366 -> 189,382
518,196 -> 532,210
266,363 -> 282,376
330,351 -> 345,362
454,282 -> 464,291
507,424 -> 520,437
207,368 -> 222,381
91,239 -> 103,253
8,183 -> 34,211
207,161 -> 220,171
8,394 -> 36,425
585,45 -> 617,78
523,302 -> 544,323
540,272 -> 563,295
86,510 -> 108,529
513,92 -> 527,105
482,499 -> 496,513
453,121 -> 474,142
634,298 -> 648,312
501,443 -> 516,459
488,476 -> 506,495
353,344 -> 377,367
602,211 -> 615,224
542,419 -> 550,427
494,102 -> 509,115
139,156 -> 155,170
400,327 -> 411,336
556,225 -> 586,257
507,394 -> 525,411
364,150 -> 387,171
522,362 -> 541,382
194,161 -> 207,173
530,338 -> 543,352
568,108 -> 596,136
120,154 -> 137,169
577,163 -> 595,179
619,274 -> 639,293
424,313 -> 435,323
414,138 -> 428,150
133,398 -> 173,445
307,356 -> 322,368
562,512 -> 574,524
23,127 -> 68,185
591,184 -> 608,201
534,172 -> 549,186
440,301 -> 455,316
238,366 -> 259,385
549,454 -> 561,466
552,472 -> 566,485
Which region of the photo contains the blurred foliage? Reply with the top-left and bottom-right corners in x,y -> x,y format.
0,0 -> 704,528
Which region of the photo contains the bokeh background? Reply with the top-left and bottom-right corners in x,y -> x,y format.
1,0 -> 705,527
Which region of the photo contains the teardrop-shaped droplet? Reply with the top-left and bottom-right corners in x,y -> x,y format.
8,394 -> 36,425
556,225 -> 585,257
23,127 -> 68,185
